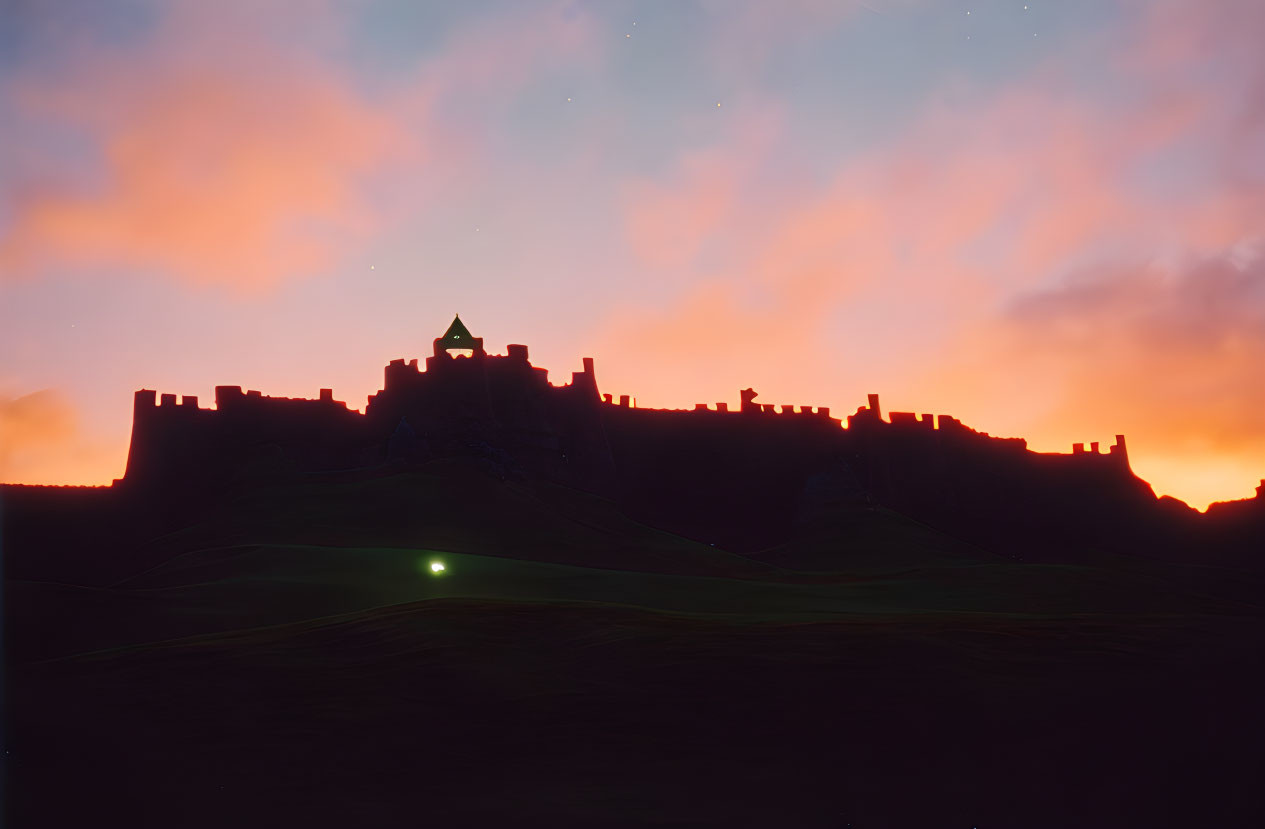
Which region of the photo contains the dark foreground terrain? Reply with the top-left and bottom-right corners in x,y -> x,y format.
5,462 -> 1264,827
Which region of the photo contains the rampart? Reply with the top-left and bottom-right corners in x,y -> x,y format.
117,318 -> 1183,557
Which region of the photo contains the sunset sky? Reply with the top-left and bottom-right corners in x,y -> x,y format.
2,0 -> 1263,509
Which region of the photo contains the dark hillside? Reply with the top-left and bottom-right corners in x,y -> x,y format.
6,464 -> 1265,827
5,332 -> 1264,827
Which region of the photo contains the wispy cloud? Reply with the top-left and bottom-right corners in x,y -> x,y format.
0,0 -> 598,291
600,0 -> 1265,507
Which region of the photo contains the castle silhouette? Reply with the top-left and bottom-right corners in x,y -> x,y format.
9,320 -> 1265,829
115,315 -> 1264,563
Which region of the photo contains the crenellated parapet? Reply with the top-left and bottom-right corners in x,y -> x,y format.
888,411 -> 935,431
103,315 -> 1259,574
119,317 -> 1152,520
133,389 -> 210,413
847,394 -> 885,429
383,358 -> 422,392
1067,434 -> 1130,468
213,385 -> 353,412
122,381 -> 366,489
133,388 -> 213,420
608,389 -> 836,422
123,388 -> 214,484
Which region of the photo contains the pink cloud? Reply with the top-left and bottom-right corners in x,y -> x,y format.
603,0 -> 1265,507
0,4 -> 402,290
936,248 -> 1265,510
623,107 -> 783,270
0,1 -> 598,291
1001,253 -> 1265,455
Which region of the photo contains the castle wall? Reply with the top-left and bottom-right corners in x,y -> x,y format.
118,340 -> 1162,559
361,347 -> 614,489
123,385 -> 368,490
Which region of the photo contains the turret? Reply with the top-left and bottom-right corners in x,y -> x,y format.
1109,434 -> 1129,466
570,357 -> 599,401
847,394 -> 884,429
134,388 -> 157,413
432,314 -> 485,358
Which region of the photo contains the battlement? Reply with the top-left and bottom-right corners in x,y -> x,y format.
137,385 -> 354,417
214,385 -> 351,411
729,388 -> 835,420
847,394 -> 884,428
135,389 -> 211,414
568,357 -> 599,400
670,394 -> 835,420
120,318 -> 1145,500
380,339 -> 558,407
888,411 -> 935,431
384,358 -> 422,391
606,385 -> 1116,463
1069,435 -> 1128,465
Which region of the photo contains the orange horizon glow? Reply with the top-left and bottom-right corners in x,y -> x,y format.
2,349 -> 1261,513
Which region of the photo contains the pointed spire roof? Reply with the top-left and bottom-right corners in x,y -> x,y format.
438,314 -> 474,346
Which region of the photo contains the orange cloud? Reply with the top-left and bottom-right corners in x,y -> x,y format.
602,0 -> 1265,508
0,390 -> 124,486
623,107 -> 783,270
923,250 -> 1265,510
1052,258 -> 1265,436
2,79 -> 400,291
0,1 -> 597,291
0,6 -> 403,291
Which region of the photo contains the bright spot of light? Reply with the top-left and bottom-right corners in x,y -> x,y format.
430,561 -> 446,574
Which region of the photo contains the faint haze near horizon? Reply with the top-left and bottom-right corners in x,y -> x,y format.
1,0 -> 1263,510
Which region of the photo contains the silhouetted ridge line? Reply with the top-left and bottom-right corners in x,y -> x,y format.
96,317 -> 1261,563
